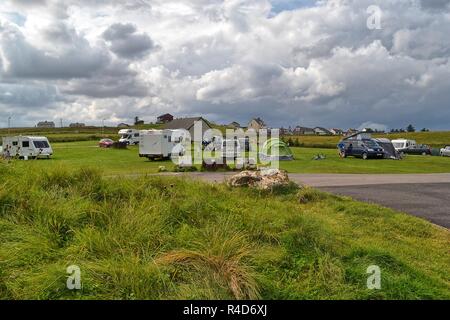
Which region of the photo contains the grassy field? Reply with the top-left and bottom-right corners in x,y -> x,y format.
8,140 -> 450,175
0,164 -> 449,300
284,131 -> 450,149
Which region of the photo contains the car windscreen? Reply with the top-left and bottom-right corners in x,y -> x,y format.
33,141 -> 50,148
363,140 -> 379,148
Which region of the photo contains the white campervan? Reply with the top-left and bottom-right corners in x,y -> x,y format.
391,139 -> 417,151
1,136 -> 53,159
118,129 -> 140,145
221,139 -> 241,160
139,129 -> 189,160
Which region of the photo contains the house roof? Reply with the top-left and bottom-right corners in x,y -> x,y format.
157,113 -> 173,118
250,117 -> 266,127
164,117 -> 211,130
295,126 -> 314,131
314,127 -> 333,134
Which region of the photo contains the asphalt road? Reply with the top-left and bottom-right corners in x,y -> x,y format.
319,183 -> 450,228
158,172 -> 450,228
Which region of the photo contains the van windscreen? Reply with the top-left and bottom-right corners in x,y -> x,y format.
33,141 -> 50,148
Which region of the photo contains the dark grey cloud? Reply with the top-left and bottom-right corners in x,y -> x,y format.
0,21 -> 109,79
421,0 -> 450,10
102,23 -> 155,59
0,82 -> 63,107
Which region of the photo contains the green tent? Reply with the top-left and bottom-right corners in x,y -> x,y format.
259,138 -> 294,161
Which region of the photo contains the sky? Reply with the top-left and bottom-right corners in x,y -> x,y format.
0,0 -> 449,130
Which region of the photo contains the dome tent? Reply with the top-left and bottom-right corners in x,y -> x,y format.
259,138 -> 294,161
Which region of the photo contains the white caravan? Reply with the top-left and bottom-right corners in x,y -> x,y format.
1,136 -> 53,159
391,139 -> 417,151
118,129 -> 140,145
139,129 -> 189,160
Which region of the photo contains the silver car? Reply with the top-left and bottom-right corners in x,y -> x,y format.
440,146 -> 450,157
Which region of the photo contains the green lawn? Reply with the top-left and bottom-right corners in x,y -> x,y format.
9,141 -> 450,175
280,148 -> 450,174
0,165 -> 449,299
285,131 -> 450,149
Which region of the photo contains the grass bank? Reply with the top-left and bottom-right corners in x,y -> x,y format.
0,164 -> 449,299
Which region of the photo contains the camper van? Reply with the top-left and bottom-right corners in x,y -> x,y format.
118,129 -> 140,145
139,129 -> 189,160
391,139 -> 417,151
1,136 -> 53,159
221,139 -> 242,160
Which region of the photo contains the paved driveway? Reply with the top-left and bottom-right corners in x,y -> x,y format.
319,183 -> 450,228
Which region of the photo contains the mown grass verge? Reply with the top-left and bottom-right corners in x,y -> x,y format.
0,163 -> 449,299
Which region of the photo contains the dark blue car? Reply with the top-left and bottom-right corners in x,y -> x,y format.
338,139 -> 385,160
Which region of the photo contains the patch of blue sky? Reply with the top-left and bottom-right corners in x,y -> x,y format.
0,11 -> 26,26
270,0 -> 318,13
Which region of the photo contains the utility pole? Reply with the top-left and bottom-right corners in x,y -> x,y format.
7,116 -> 11,135
60,118 -> 63,128
102,119 -> 106,137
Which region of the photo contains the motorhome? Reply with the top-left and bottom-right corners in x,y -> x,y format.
221,139 -> 242,160
1,136 -> 53,159
139,129 -> 189,160
118,129 -> 140,145
391,139 -> 417,151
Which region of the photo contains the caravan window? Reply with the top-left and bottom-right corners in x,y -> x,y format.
33,141 -> 50,148
22,141 -> 30,148
12,141 -> 18,146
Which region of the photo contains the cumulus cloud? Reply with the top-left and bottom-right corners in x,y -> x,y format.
102,23 -> 155,59
0,0 -> 449,129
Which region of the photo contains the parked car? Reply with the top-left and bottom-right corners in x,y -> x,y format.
400,144 -> 432,156
440,146 -> 450,157
338,139 -> 384,160
99,138 -> 114,148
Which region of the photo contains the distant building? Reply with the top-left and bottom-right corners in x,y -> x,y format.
344,128 -> 358,136
293,126 -> 315,135
313,127 -> 333,135
164,117 -> 212,141
247,118 -> 267,131
329,128 -> 344,135
117,123 -> 131,128
37,121 -> 55,128
69,123 -> 86,128
279,127 -> 291,135
157,113 -> 174,124
228,121 -> 241,129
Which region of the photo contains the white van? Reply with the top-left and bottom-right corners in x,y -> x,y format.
118,129 -> 140,145
221,139 -> 241,160
139,129 -> 189,160
391,139 -> 417,151
1,136 -> 53,159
